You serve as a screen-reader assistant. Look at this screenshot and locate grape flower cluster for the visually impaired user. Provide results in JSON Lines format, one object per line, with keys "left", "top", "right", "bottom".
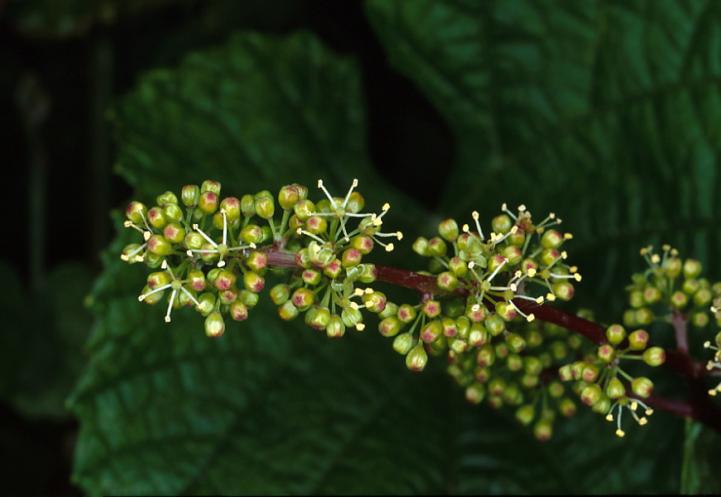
{"left": 119, "top": 180, "right": 717, "bottom": 440}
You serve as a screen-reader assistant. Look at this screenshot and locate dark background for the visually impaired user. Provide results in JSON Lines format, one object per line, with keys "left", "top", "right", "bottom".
{"left": 1, "top": 1, "right": 451, "bottom": 494}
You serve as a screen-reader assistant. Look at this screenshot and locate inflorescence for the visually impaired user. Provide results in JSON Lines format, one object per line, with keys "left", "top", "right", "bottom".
{"left": 120, "top": 180, "right": 719, "bottom": 440}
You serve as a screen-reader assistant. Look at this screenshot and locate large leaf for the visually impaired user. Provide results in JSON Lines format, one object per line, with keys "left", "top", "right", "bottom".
{"left": 366, "top": 0, "right": 721, "bottom": 314}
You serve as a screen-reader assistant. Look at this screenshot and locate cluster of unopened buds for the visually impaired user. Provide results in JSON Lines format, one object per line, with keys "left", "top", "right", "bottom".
{"left": 121, "top": 179, "right": 401, "bottom": 338}
{"left": 120, "top": 180, "right": 718, "bottom": 441}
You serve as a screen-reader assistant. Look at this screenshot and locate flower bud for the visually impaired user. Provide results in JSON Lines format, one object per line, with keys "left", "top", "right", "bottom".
{"left": 230, "top": 300, "right": 249, "bottom": 321}
{"left": 540, "top": 229, "right": 563, "bottom": 249}
{"left": 125, "top": 201, "right": 147, "bottom": 224}
{"left": 254, "top": 191, "right": 275, "bottom": 219}
{"left": 240, "top": 290, "right": 259, "bottom": 308}
{"left": 220, "top": 197, "right": 241, "bottom": 221}
{"left": 438, "top": 218, "right": 459, "bottom": 241}
{"left": 393, "top": 332, "right": 414, "bottom": 355}
{"left": 181, "top": 185, "right": 200, "bottom": 207}
{"left": 683, "top": 259, "right": 702, "bottom": 279}
{"left": 240, "top": 194, "right": 256, "bottom": 217}
{"left": 582, "top": 364, "right": 600, "bottom": 382}
{"left": 606, "top": 377, "right": 625, "bottom": 399}
{"left": 420, "top": 319, "right": 443, "bottom": 343}
{"left": 201, "top": 180, "right": 221, "bottom": 195}
{"left": 631, "top": 377, "right": 654, "bottom": 398}
{"left": 196, "top": 293, "right": 216, "bottom": 316}
{"left": 533, "top": 419, "right": 553, "bottom": 442}
{"left": 214, "top": 269, "right": 237, "bottom": 291}
{"left": 581, "top": 383, "right": 602, "bottom": 406}
{"left": 495, "top": 302, "right": 518, "bottom": 321}
{"left": 301, "top": 269, "right": 322, "bottom": 286}
{"left": 363, "top": 291, "right": 387, "bottom": 313}
{"left": 597, "top": 344, "right": 615, "bottom": 362}
{"left": 184, "top": 231, "right": 204, "bottom": 250}
{"left": 643, "top": 346, "right": 666, "bottom": 366}
{"left": 506, "top": 333, "right": 526, "bottom": 353}
{"left": 246, "top": 251, "right": 268, "bottom": 272}
{"left": 278, "top": 300, "right": 299, "bottom": 320}
{"left": 326, "top": 315, "right": 346, "bottom": 338}
{"left": 634, "top": 307, "right": 654, "bottom": 325}
{"left": 412, "top": 237, "right": 429, "bottom": 256}
{"left": 278, "top": 184, "right": 306, "bottom": 210}
{"left": 465, "top": 383, "right": 485, "bottom": 404}
{"left": 484, "top": 314, "right": 505, "bottom": 336}
{"left": 628, "top": 329, "right": 649, "bottom": 350}
{"left": 552, "top": 281, "right": 574, "bottom": 301}
{"left": 293, "top": 199, "right": 315, "bottom": 221}
{"left": 397, "top": 304, "right": 417, "bottom": 323}
{"left": 491, "top": 214, "right": 513, "bottom": 234}
{"left": 476, "top": 345, "right": 495, "bottom": 367}
{"left": 305, "top": 305, "right": 331, "bottom": 330}
{"left": 379, "top": 302, "right": 399, "bottom": 320}
{"left": 605, "top": 324, "right": 626, "bottom": 345}
{"left": 243, "top": 272, "right": 265, "bottom": 293}
{"left": 139, "top": 284, "right": 164, "bottom": 304}
{"left": 516, "top": 405, "right": 535, "bottom": 425}
{"left": 341, "top": 306, "right": 363, "bottom": 329}
{"left": 436, "top": 271, "right": 458, "bottom": 291}
{"left": 379, "top": 316, "right": 403, "bottom": 337}
{"left": 240, "top": 224, "right": 264, "bottom": 244}
{"left": 421, "top": 299, "right": 441, "bottom": 318}
{"left": 162, "top": 222, "right": 185, "bottom": 244}
{"left": 147, "top": 235, "right": 173, "bottom": 256}
{"left": 341, "top": 248, "right": 363, "bottom": 267}
{"left": 558, "top": 364, "right": 574, "bottom": 382}
{"left": 427, "top": 237, "right": 447, "bottom": 257}
{"left": 204, "top": 311, "right": 225, "bottom": 338}
{"left": 147, "top": 206, "right": 167, "bottom": 229}
{"left": 198, "top": 191, "right": 219, "bottom": 214}
{"left": 323, "top": 259, "right": 342, "bottom": 279}
{"left": 406, "top": 343, "right": 428, "bottom": 372}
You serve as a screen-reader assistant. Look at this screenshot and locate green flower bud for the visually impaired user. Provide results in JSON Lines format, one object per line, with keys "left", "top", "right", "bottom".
{"left": 245, "top": 251, "right": 267, "bottom": 272}
{"left": 491, "top": 214, "right": 513, "bottom": 234}
{"left": 350, "top": 235, "right": 374, "bottom": 255}
{"left": 582, "top": 364, "right": 600, "bottom": 383}
{"left": 205, "top": 311, "right": 225, "bottom": 338}
{"left": 363, "top": 291, "right": 387, "bottom": 313}
{"left": 663, "top": 257, "right": 682, "bottom": 278}
{"left": 293, "top": 199, "right": 315, "bottom": 221}
{"left": 301, "top": 269, "right": 322, "bottom": 286}
{"left": 552, "top": 281, "right": 574, "bottom": 301}
{"left": 421, "top": 299, "right": 441, "bottom": 318}
{"left": 581, "top": 383, "right": 602, "bottom": 406}
{"left": 591, "top": 394, "right": 611, "bottom": 415}
{"left": 219, "top": 289, "right": 238, "bottom": 305}
{"left": 507, "top": 354, "right": 523, "bottom": 372}
{"left": 634, "top": 307, "right": 654, "bottom": 325}
{"left": 243, "top": 272, "right": 265, "bottom": 293}
{"left": 341, "top": 306, "right": 363, "bottom": 329}
{"left": 254, "top": 192, "right": 275, "bottom": 219}
{"left": 683, "top": 259, "right": 702, "bottom": 279}
{"left": 597, "top": 344, "right": 615, "bottom": 362}
{"left": 278, "top": 183, "right": 307, "bottom": 210}
{"left": 380, "top": 302, "right": 399, "bottom": 320}
{"left": 147, "top": 234, "right": 173, "bottom": 256}
{"left": 219, "top": 197, "right": 241, "bottom": 221}
{"left": 495, "top": 301, "right": 518, "bottom": 321}
{"left": 690, "top": 311, "right": 709, "bottom": 328}
{"left": 406, "top": 343, "right": 428, "bottom": 372}
{"left": 420, "top": 319, "right": 443, "bottom": 343}
{"left": 341, "top": 248, "right": 363, "bottom": 267}
{"left": 412, "top": 237, "right": 429, "bottom": 256}
{"left": 540, "top": 229, "right": 563, "bottom": 249}
{"left": 606, "top": 324, "right": 626, "bottom": 345}
{"left": 606, "top": 377, "right": 625, "bottom": 399}
{"left": 156, "top": 190, "right": 178, "bottom": 206}
{"left": 441, "top": 317, "right": 458, "bottom": 337}
{"left": 393, "top": 332, "right": 414, "bottom": 355}
{"left": 125, "top": 201, "right": 147, "bottom": 224}
{"left": 230, "top": 300, "right": 249, "bottom": 321}
{"left": 397, "top": 304, "right": 417, "bottom": 323}
{"left": 240, "top": 194, "right": 255, "bottom": 217}
{"left": 628, "top": 329, "right": 649, "bottom": 350}
{"left": 502, "top": 245, "right": 523, "bottom": 265}
{"left": 484, "top": 314, "right": 505, "bottom": 336}
{"left": 448, "top": 256, "right": 468, "bottom": 277}
{"left": 465, "top": 383, "right": 485, "bottom": 404}
{"left": 533, "top": 420, "right": 553, "bottom": 442}
{"left": 147, "top": 206, "right": 167, "bottom": 229}
{"left": 201, "top": 180, "right": 221, "bottom": 195}
{"left": 683, "top": 279, "right": 701, "bottom": 295}
{"left": 476, "top": 345, "right": 495, "bottom": 367}
{"left": 438, "top": 218, "right": 459, "bottom": 241}
{"left": 196, "top": 293, "right": 216, "bottom": 316}
{"left": 694, "top": 288, "right": 713, "bottom": 307}
{"left": 291, "top": 288, "right": 314, "bottom": 310}
{"left": 139, "top": 284, "right": 164, "bottom": 304}
{"left": 323, "top": 259, "right": 343, "bottom": 279}
{"left": 162, "top": 223, "right": 185, "bottom": 244}
{"left": 184, "top": 231, "right": 204, "bottom": 250}
{"left": 631, "top": 377, "right": 654, "bottom": 398}
{"left": 214, "top": 269, "right": 237, "bottom": 291}
{"left": 643, "top": 286, "right": 662, "bottom": 304}
{"left": 240, "top": 290, "right": 259, "bottom": 308}
{"left": 506, "top": 333, "right": 526, "bottom": 353}
{"left": 198, "top": 191, "right": 219, "bottom": 214}
{"left": 313, "top": 313, "right": 341, "bottom": 339}
{"left": 427, "top": 237, "right": 447, "bottom": 257}
{"left": 623, "top": 309, "right": 638, "bottom": 327}
{"left": 379, "top": 316, "right": 403, "bottom": 337}
{"left": 559, "top": 398, "right": 576, "bottom": 417}
{"left": 305, "top": 215, "right": 327, "bottom": 235}
{"left": 436, "top": 271, "right": 458, "bottom": 291}
{"left": 516, "top": 405, "right": 535, "bottom": 425}
{"left": 670, "top": 290, "right": 689, "bottom": 309}
{"left": 305, "top": 305, "right": 331, "bottom": 330}
{"left": 278, "top": 300, "right": 299, "bottom": 320}
{"left": 181, "top": 185, "right": 200, "bottom": 207}
{"left": 643, "top": 346, "right": 666, "bottom": 367}
{"left": 240, "top": 224, "right": 264, "bottom": 244}
{"left": 558, "top": 364, "right": 574, "bottom": 382}
{"left": 345, "top": 192, "right": 365, "bottom": 213}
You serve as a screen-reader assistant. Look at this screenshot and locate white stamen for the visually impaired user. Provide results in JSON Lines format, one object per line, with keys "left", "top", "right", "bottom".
{"left": 164, "top": 288, "right": 177, "bottom": 322}
{"left": 471, "top": 211, "right": 485, "bottom": 240}
{"left": 138, "top": 283, "right": 172, "bottom": 301}
{"left": 193, "top": 224, "right": 218, "bottom": 247}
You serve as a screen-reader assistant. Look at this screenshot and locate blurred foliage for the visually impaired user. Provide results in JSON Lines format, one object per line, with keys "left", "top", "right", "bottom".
{"left": 58, "top": 0, "right": 721, "bottom": 494}
{"left": 6, "top": 0, "right": 179, "bottom": 38}
{"left": 0, "top": 261, "right": 93, "bottom": 418}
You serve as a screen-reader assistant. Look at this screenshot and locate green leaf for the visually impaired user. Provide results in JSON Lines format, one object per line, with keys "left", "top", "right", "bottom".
{"left": 366, "top": 0, "right": 721, "bottom": 313}
{"left": 0, "top": 261, "right": 93, "bottom": 418}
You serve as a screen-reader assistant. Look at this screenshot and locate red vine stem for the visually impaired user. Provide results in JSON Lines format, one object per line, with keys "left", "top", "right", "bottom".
{"left": 266, "top": 248, "right": 721, "bottom": 432}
